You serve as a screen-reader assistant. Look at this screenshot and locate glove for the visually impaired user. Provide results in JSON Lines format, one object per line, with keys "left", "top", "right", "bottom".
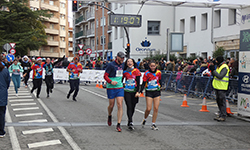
{"left": 209, "top": 65, "right": 215, "bottom": 72}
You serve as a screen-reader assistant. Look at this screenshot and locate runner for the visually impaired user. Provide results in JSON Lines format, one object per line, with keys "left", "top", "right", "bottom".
{"left": 30, "top": 57, "right": 45, "bottom": 98}
{"left": 21, "top": 55, "right": 31, "bottom": 88}
{"left": 140, "top": 60, "right": 162, "bottom": 130}
{"left": 123, "top": 58, "right": 141, "bottom": 130}
{"left": 66, "top": 57, "right": 82, "bottom": 101}
{"left": 43, "top": 57, "right": 64, "bottom": 98}
{"left": 104, "top": 52, "right": 125, "bottom": 132}
{"left": 8, "top": 59, "right": 24, "bottom": 97}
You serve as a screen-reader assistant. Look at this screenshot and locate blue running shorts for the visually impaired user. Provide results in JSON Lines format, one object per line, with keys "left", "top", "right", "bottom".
{"left": 107, "top": 88, "right": 124, "bottom": 99}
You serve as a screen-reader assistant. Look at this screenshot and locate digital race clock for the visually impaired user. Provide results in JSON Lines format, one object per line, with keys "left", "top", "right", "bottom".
{"left": 109, "top": 14, "right": 142, "bottom": 27}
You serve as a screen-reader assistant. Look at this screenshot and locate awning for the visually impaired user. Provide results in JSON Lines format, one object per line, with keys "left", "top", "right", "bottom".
{"left": 81, "top": 0, "right": 250, "bottom": 9}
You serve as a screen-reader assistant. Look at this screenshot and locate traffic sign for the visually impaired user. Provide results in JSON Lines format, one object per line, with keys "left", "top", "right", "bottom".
{"left": 9, "top": 49, "right": 16, "bottom": 55}
{"left": 3, "top": 43, "right": 11, "bottom": 52}
{"left": 78, "top": 44, "right": 84, "bottom": 50}
{"left": 85, "top": 48, "right": 92, "bottom": 55}
{"left": 78, "top": 49, "right": 84, "bottom": 56}
{"left": 9, "top": 43, "right": 16, "bottom": 49}
{"left": 6, "top": 54, "right": 15, "bottom": 62}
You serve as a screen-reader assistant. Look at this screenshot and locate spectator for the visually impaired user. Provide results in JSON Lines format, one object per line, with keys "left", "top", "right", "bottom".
{"left": 0, "top": 55, "right": 11, "bottom": 138}
{"left": 175, "top": 59, "right": 181, "bottom": 71}
{"left": 3, "top": 58, "right": 10, "bottom": 68}
{"left": 85, "top": 60, "right": 92, "bottom": 69}
{"left": 95, "top": 61, "right": 102, "bottom": 70}
{"left": 195, "top": 62, "right": 208, "bottom": 75}
{"left": 138, "top": 62, "right": 145, "bottom": 70}
{"left": 137, "top": 58, "right": 141, "bottom": 68}
{"left": 230, "top": 61, "right": 238, "bottom": 79}
{"left": 144, "top": 60, "right": 150, "bottom": 70}
{"left": 102, "top": 60, "right": 108, "bottom": 70}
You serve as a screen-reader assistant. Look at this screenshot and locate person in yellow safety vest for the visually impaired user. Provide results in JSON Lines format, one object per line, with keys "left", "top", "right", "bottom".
{"left": 209, "top": 56, "right": 229, "bottom": 122}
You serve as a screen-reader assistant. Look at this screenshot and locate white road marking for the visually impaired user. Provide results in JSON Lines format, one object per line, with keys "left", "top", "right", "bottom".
{"left": 9, "top": 95, "right": 32, "bottom": 99}
{"left": 15, "top": 113, "right": 43, "bottom": 117}
{"left": 13, "top": 107, "right": 39, "bottom": 111}
{"left": 9, "top": 99, "right": 34, "bottom": 102}
{"left": 80, "top": 87, "right": 153, "bottom": 117}
{"left": 11, "top": 103, "right": 36, "bottom": 106}
{"left": 5, "top": 107, "right": 21, "bottom": 150}
{"left": 19, "top": 119, "right": 48, "bottom": 123}
{"left": 27, "top": 140, "right": 62, "bottom": 149}
{"left": 9, "top": 93, "right": 31, "bottom": 96}
{"left": 22, "top": 128, "right": 54, "bottom": 135}
{"left": 9, "top": 91, "right": 29, "bottom": 93}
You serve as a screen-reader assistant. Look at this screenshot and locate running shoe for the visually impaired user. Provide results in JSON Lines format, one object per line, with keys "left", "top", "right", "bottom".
{"left": 116, "top": 124, "right": 122, "bottom": 132}
{"left": 37, "top": 95, "right": 40, "bottom": 98}
{"left": 151, "top": 124, "right": 159, "bottom": 130}
{"left": 47, "top": 94, "right": 49, "bottom": 98}
{"left": 72, "top": 98, "right": 77, "bottom": 101}
{"left": 217, "top": 117, "right": 226, "bottom": 122}
{"left": 67, "top": 93, "right": 70, "bottom": 99}
{"left": 141, "top": 119, "right": 146, "bottom": 127}
{"left": 128, "top": 123, "right": 135, "bottom": 130}
{"left": 0, "top": 134, "right": 6, "bottom": 138}
{"left": 214, "top": 117, "right": 220, "bottom": 121}
{"left": 107, "top": 115, "right": 112, "bottom": 126}
{"left": 50, "top": 89, "right": 53, "bottom": 93}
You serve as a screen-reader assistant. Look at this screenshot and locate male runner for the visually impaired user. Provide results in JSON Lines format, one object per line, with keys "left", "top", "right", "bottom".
{"left": 66, "top": 57, "right": 82, "bottom": 101}
{"left": 104, "top": 52, "right": 125, "bottom": 132}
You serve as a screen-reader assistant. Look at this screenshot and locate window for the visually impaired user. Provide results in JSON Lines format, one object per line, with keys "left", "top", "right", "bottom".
{"left": 190, "top": 16, "right": 196, "bottom": 32}
{"left": 61, "top": 48, "right": 65, "bottom": 52}
{"left": 214, "top": 9, "right": 221, "bottom": 28}
{"left": 96, "top": 19, "right": 98, "bottom": 28}
{"left": 229, "top": 9, "right": 236, "bottom": 25}
{"left": 101, "top": 17, "right": 106, "bottom": 26}
{"left": 120, "top": 27, "right": 123, "bottom": 38}
{"left": 91, "top": 39, "right": 95, "bottom": 47}
{"left": 180, "top": 19, "right": 185, "bottom": 33}
{"left": 201, "top": 13, "right": 208, "bottom": 30}
{"left": 49, "top": 35, "right": 54, "bottom": 41}
{"left": 61, "top": 37, "right": 65, "bottom": 42}
{"left": 60, "top": 14, "right": 65, "bottom": 19}
{"left": 49, "top": 0, "right": 54, "bottom": 5}
{"left": 115, "top": 3, "right": 118, "bottom": 9}
{"left": 101, "top": 36, "right": 106, "bottom": 45}
{"left": 60, "top": 25, "right": 65, "bottom": 31}
{"left": 41, "top": 0, "right": 44, "bottom": 3}
{"left": 148, "top": 21, "right": 160, "bottom": 35}
{"left": 50, "top": 24, "right": 54, "bottom": 29}
{"left": 96, "top": 37, "right": 99, "bottom": 45}
{"left": 50, "top": 47, "right": 54, "bottom": 52}
{"left": 115, "top": 27, "right": 118, "bottom": 40}
{"left": 60, "top": 3, "right": 65, "bottom": 8}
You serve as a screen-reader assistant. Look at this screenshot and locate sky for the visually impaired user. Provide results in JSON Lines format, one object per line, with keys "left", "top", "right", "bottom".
{"left": 68, "top": 0, "right": 73, "bottom": 27}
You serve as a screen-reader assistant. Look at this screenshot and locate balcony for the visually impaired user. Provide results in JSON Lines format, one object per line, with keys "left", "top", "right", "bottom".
{"left": 68, "top": 47, "right": 73, "bottom": 51}
{"left": 47, "top": 40, "right": 59, "bottom": 46}
{"left": 108, "top": 42, "right": 112, "bottom": 49}
{"left": 60, "top": 19, "right": 66, "bottom": 26}
{"left": 60, "top": 30, "right": 66, "bottom": 37}
{"left": 41, "top": 3, "right": 59, "bottom": 12}
{"left": 45, "top": 28, "right": 59, "bottom": 35}
{"left": 42, "top": 17, "right": 59, "bottom": 23}
{"left": 60, "top": 41, "right": 66, "bottom": 48}
{"left": 107, "top": 26, "right": 112, "bottom": 33}
{"left": 30, "top": 1, "right": 39, "bottom": 8}
{"left": 69, "top": 37, "right": 73, "bottom": 42}
{"left": 87, "top": 29, "right": 95, "bottom": 37}
{"left": 75, "top": 31, "right": 87, "bottom": 39}
{"left": 60, "top": 7, "right": 66, "bottom": 14}
{"left": 78, "top": 3, "right": 88, "bottom": 10}
{"left": 75, "top": 15, "right": 86, "bottom": 25}
{"left": 86, "top": 12, "right": 95, "bottom": 21}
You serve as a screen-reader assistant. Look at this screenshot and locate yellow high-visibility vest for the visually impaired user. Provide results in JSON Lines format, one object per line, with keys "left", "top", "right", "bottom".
{"left": 212, "top": 64, "right": 229, "bottom": 90}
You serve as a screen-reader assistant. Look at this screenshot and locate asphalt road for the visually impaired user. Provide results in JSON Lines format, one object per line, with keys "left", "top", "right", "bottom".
{"left": 2, "top": 81, "right": 250, "bottom": 150}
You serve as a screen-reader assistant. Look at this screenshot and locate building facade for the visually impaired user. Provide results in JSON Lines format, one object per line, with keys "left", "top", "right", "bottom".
{"left": 29, "top": 0, "right": 69, "bottom": 58}
{"left": 68, "top": 27, "right": 73, "bottom": 58}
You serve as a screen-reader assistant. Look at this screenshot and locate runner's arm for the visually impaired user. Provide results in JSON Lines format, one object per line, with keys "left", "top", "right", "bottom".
{"left": 136, "top": 76, "right": 140, "bottom": 92}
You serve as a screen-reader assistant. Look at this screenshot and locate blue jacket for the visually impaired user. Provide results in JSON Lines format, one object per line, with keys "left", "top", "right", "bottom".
{"left": 0, "top": 68, "right": 11, "bottom": 106}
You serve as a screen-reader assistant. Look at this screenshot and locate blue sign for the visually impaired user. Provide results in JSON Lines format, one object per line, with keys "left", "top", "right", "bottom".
{"left": 6, "top": 54, "right": 15, "bottom": 62}
{"left": 238, "top": 72, "right": 250, "bottom": 94}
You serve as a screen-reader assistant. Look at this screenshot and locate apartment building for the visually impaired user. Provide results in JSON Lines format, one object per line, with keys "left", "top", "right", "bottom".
{"left": 68, "top": 27, "right": 73, "bottom": 58}
{"left": 29, "top": 0, "right": 69, "bottom": 58}
{"left": 74, "top": 2, "right": 112, "bottom": 60}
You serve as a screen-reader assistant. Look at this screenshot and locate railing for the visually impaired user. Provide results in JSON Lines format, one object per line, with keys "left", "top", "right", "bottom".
{"left": 160, "top": 71, "right": 238, "bottom": 103}
{"left": 86, "top": 12, "right": 95, "bottom": 20}
{"left": 75, "top": 31, "right": 86, "bottom": 38}
{"left": 75, "top": 15, "right": 86, "bottom": 24}
{"left": 87, "top": 29, "right": 95, "bottom": 36}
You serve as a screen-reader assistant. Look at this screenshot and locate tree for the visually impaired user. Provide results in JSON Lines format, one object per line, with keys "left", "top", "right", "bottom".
{"left": 212, "top": 46, "right": 225, "bottom": 59}
{"left": 0, "top": 0, "right": 51, "bottom": 56}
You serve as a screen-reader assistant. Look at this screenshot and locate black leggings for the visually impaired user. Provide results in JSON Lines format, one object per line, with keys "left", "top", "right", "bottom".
{"left": 31, "top": 78, "right": 42, "bottom": 96}
{"left": 24, "top": 72, "right": 30, "bottom": 86}
{"left": 68, "top": 79, "right": 80, "bottom": 98}
{"left": 45, "top": 75, "right": 54, "bottom": 94}
{"left": 124, "top": 91, "right": 139, "bottom": 124}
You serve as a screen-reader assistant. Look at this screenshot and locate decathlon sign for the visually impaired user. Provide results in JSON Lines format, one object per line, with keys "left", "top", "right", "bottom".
{"left": 136, "top": 38, "right": 156, "bottom": 52}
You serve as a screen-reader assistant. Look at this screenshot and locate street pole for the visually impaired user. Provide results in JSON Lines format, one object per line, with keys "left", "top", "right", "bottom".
{"left": 211, "top": 6, "right": 215, "bottom": 52}
{"left": 102, "top": 2, "right": 105, "bottom": 61}
{"left": 73, "top": 12, "right": 76, "bottom": 57}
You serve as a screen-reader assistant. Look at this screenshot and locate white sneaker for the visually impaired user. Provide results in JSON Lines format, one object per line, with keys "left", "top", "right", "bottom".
{"left": 151, "top": 124, "right": 159, "bottom": 130}
{"left": 16, "top": 94, "right": 18, "bottom": 97}
{"left": 0, "top": 134, "right": 6, "bottom": 138}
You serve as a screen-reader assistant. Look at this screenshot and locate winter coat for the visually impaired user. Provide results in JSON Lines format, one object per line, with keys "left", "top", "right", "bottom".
{"left": 196, "top": 64, "right": 208, "bottom": 75}
{"left": 0, "top": 68, "right": 11, "bottom": 106}
{"left": 9, "top": 64, "right": 24, "bottom": 76}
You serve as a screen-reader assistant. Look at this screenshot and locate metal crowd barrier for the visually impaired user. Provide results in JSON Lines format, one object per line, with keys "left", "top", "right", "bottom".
{"left": 162, "top": 71, "right": 238, "bottom": 103}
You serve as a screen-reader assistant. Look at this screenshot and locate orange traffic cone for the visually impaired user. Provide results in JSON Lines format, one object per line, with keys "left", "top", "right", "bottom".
{"left": 139, "top": 92, "right": 145, "bottom": 97}
{"left": 181, "top": 94, "right": 189, "bottom": 107}
{"left": 99, "top": 81, "right": 103, "bottom": 89}
{"left": 226, "top": 100, "right": 234, "bottom": 115}
{"left": 200, "top": 97, "right": 209, "bottom": 112}
{"left": 95, "top": 80, "right": 99, "bottom": 88}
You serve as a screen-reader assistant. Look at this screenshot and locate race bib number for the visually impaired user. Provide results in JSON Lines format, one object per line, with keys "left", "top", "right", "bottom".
{"left": 116, "top": 70, "right": 123, "bottom": 77}
{"left": 73, "top": 73, "right": 78, "bottom": 79}
{"left": 37, "top": 68, "right": 42, "bottom": 72}
{"left": 148, "top": 79, "right": 157, "bottom": 87}
{"left": 47, "top": 72, "right": 52, "bottom": 76}
{"left": 126, "top": 79, "right": 135, "bottom": 86}
{"left": 24, "top": 67, "right": 28, "bottom": 70}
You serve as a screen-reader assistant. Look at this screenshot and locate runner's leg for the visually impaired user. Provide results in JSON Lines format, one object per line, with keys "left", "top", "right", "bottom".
{"left": 145, "top": 97, "right": 153, "bottom": 119}
{"left": 116, "top": 96, "right": 123, "bottom": 124}
{"left": 73, "top": 79, "right": 79, "bottom": 99}
{"left": 152, "top": 96, "right": 160, "bottom": 123}
{"left": 108, "top": 98, "right": 115, "bottom": 116}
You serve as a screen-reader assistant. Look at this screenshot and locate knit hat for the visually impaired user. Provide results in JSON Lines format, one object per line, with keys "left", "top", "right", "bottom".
{"left": 36, "top": 57, "right": 42, "bottom": 61}
{"left": 216, "top": 56, "right": 224, "bottom": 65}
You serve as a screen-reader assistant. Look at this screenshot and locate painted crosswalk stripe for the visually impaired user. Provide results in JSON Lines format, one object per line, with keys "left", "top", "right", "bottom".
{"left": 9, "top": 91, "right": 29, "bottom": 93}
{"left": 22, "top": 128, "right": 54, "bottom": 135}
{"left": 9, "top": 96, "right": 32, "bottom": 99}
{"left": 9, "top": 93, "right": 31, "bottom": 96}
{"left": 11, "top": 103, "right": 36, "bottom": 106}
{"left": 15, "top": 113, "right": 43, "bottom": 117}
{"left": 19, "top": 119, "right": 48, "bottom": 123}
{"left": 13, "top": 107, "right": 39, "bottom": 111}
{"left": 9, "top": 99, "right": 34, "bottom": 103}
{"left": 27, "top": 140, "right": 62, "bottom": 148}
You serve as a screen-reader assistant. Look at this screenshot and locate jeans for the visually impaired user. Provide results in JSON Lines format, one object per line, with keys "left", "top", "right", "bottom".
{"left": 68, "top": 79, "right": 80, "bottom": 99}
{"left": 12, "top": 74, "right": 21, "bottom": 94}
{"left": 124, "top": 91, "right": 138, "bottom": 123}
{"left": 0, "top": 106, "right": 6, "bottom": 135}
